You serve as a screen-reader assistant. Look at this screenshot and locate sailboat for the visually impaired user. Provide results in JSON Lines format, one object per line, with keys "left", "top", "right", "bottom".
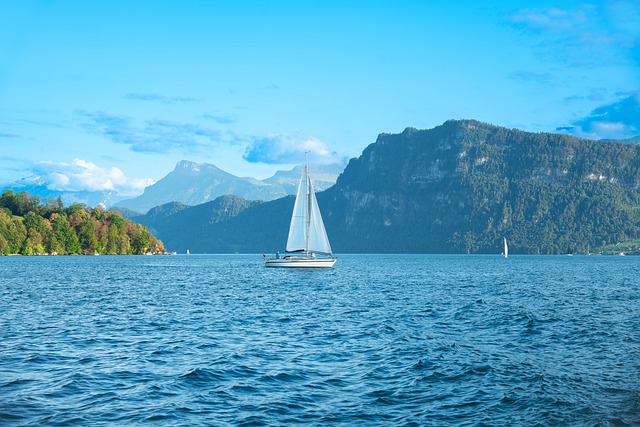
{"left": 265, "top": 153, "right": 336, "bottom": 268}
{"left": 503, "top": 237, "right": 509, "bottom": 258}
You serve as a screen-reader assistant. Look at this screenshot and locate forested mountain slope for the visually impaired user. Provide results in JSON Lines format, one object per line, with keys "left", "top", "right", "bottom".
{"left": 321, "top": 120, "right": 640, "bottom": 253}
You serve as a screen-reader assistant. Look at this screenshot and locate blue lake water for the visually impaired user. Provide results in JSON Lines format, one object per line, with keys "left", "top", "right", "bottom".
{"left": 1, "top": 254, "right": 639, "bottom": 426}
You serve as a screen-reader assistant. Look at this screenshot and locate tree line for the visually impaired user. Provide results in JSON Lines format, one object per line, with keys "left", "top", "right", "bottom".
{"left": 0, "top": 190, "right": 165, "bottom": 255}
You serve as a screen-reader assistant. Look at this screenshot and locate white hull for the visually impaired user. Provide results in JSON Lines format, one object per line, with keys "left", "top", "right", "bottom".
{"left": 265, "top": 257, "right": 336, "bottom": 268}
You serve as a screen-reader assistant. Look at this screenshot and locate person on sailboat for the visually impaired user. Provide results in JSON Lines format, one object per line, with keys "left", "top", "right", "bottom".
{"left": 276, "top": 251, "right": 280, "bottom": 259}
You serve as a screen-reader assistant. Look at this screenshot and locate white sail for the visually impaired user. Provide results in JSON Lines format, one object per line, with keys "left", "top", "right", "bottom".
{"left": 285, "top": 158, "right": 333, "bottom": 255}
{"left": 503, "top": 238, "right": 508, "bottom": 258}
{"left": 307, "top": 178, "right": 333, "bottom": 255}
{"left": 285, "top": 172, "right": 308, "bottom": 253}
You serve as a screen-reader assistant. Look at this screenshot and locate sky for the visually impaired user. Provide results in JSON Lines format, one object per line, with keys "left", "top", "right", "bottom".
{"left": 1, "top": 0, "right": 639, "bottom": 196}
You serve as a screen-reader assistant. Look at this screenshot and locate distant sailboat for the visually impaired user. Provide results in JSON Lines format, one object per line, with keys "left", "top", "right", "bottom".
{"left": 265, "top": 153, "right": 336, "bottom": 268}
{"left": 503, "top": 237, "right": 509, "bottom": 258}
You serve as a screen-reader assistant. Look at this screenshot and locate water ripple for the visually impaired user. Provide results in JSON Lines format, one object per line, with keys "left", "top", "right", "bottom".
{"left": 0, "top": 254, "right": 639, "bottom": 426}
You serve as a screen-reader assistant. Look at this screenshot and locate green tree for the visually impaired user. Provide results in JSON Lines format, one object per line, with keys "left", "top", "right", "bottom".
{"left": 0, "top": 213, "right": 27, "bottom": 254}
{"left": 105, "top": 223, "right": 120, "bottom": 254}
{"left": 23, "top": 228, "right": 44, "bottom": 255}
{"left": 50, "top": 213, "right": 81, "bottom": 254}
{"left": 0, "top": 190, "right": 21, "bottom": 215}
{"left": 77, "top": 219, "right": 100, "bottom": 254}
{"left": 0, "top": 233, "right": 8, "bottom": 255}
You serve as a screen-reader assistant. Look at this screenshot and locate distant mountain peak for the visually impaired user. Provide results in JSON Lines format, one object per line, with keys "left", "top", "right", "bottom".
{"left": 402, "top": 127, "right": 419, "bottom": 135}
{"left": 176, "top": 160, "right": 201, "bottom": 170}
{"left": 116, "top": 160, "right": 344, "bottom": 213}
{"left": 175, "top": 160, "right": 225, "bottom": 175}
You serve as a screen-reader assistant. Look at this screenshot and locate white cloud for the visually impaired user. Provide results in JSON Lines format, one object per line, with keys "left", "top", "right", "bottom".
{"left": 243, "top": 134, "right": 344, "bottom": 165}
{"left": 124, "top": 93, "right": 202, "bottom": 103}
{"left": 33, "top": 159, "right": 155, "bottom": 196}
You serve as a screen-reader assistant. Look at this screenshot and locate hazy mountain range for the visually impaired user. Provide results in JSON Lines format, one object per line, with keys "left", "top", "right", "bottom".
{"left": 0, "top": 177, "right": 125, "bottom": 209}
{"left": 113, "top": 161, "right": 343, "bottom": 214}
{"left": 1, "top": 161, "right": 345, "bottom": 213}
{"left": 128, "top": 120, "right": 640, "bottom": 254}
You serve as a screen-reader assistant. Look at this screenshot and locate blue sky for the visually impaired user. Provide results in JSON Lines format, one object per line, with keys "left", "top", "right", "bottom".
{"left": 1, "top": 1, "right": 638, "bottom": 196}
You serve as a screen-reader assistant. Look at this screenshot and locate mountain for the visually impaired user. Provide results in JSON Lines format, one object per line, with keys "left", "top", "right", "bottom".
{"left": 262, "top": 163, "right": 345, "bottom": 194}
{"left": 131, "top": 196, "right": 264, "bottom": 253}
{"left": 1, "top": 161, "right": 343, "bottom": 213}
{"left": 322, "top": 120, "right": 640, "bottom": 253}
{"left": 108, "top": 206, "right": 143, "bottom": 220}
{"left": 114, "top": 160, "right": 343, "bottom": 213}
{"left": 129, "top": 120, "right": 640, "bottom": 254}
{"left": 614, "top": 135, "right": 640, "bottom": 144}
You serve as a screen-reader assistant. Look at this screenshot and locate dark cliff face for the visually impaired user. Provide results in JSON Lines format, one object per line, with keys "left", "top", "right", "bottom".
{"left": 334, "top": 119, "right": 640, "bottom": 195}
{"left": 321, "top": 121, "right": 474, "bottom": 252}
{"left": 320, "top": 120, "right": 640, "bottom": 253}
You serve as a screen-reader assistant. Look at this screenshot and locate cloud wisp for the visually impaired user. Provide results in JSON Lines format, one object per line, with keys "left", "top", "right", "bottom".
{"left": 508, "top": 3, "right": 640, "bottom": 66}
{"left": 559, "top": 92, "right": 640, "bottom": 140}
{"left": 78, "top": 111, "right": 344, "bottom": 166}
{"left": 124, "top": 93, "right": 202, "bottom": 104}
{"left": 509, "top": 70, "right": 552, "bottom": 84}
{"left": 31, "top": 159, "right": 155, "bottom": 196}
{"left": 510, "top": 7, "right": 589, "bottom": 33}
{"left": 202, "top": 113, "right": 236, "bottom": 125}
{"left": 243, "top": 134, "right": 344, "bottom": 165}
{"left": 78, "top": 111, "right": 224, "bottom": 153}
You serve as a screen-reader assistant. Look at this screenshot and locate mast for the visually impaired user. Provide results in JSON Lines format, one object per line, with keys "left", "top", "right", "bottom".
{"left": 304, "top": 151, "right": 310, "bottom": 255}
